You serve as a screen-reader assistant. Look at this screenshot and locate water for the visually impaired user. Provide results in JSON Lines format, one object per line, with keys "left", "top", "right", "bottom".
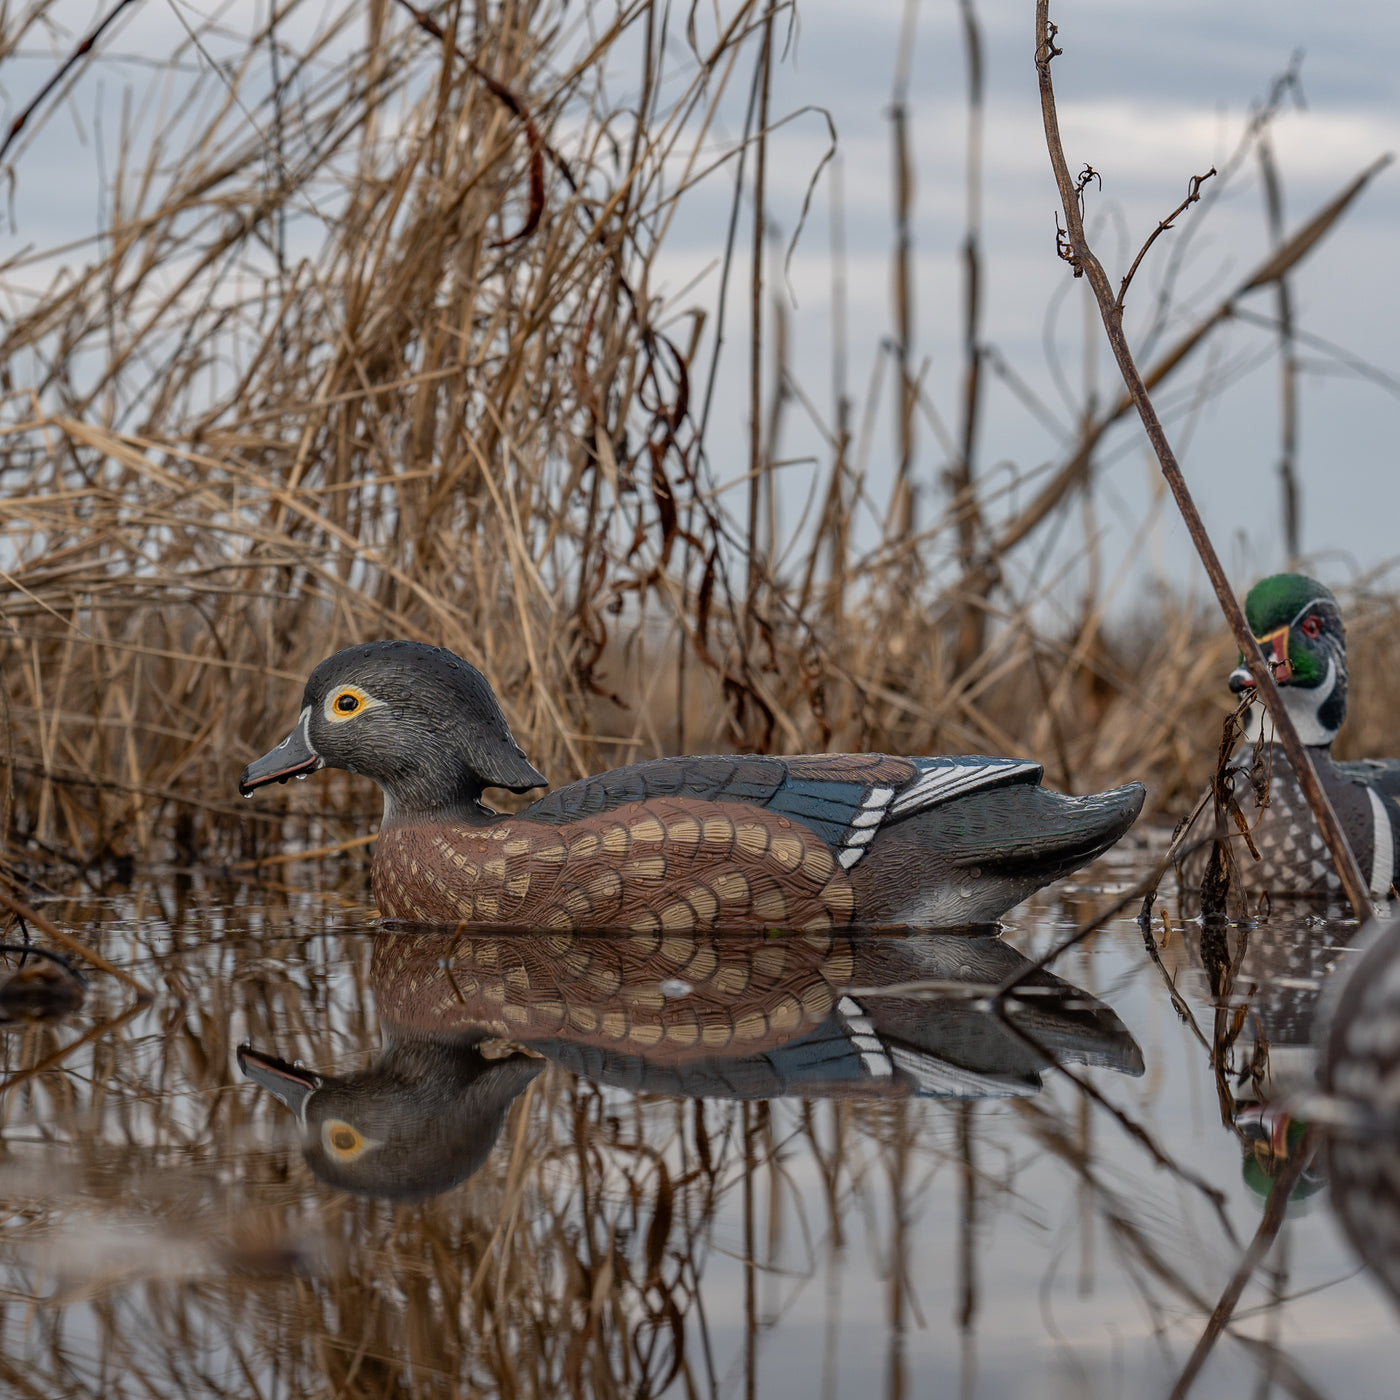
{"left": 0, "top": 844, "right": 1396, "bottom": 1399}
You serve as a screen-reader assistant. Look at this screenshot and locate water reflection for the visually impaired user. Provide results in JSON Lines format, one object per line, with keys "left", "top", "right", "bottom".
{"left": 2, "top": 878, "right": 1400, "bottom": 1396}
{"left": 1179, "top": 915, "right": 1357, "bottom": 1205}
{"left": 240, "top": 928, "right": 1144, "bottom": 1199}
{"left": 0, "top": 944, "right": 85, "bottom": 1026}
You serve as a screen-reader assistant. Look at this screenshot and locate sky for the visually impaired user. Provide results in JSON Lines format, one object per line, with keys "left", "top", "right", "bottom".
{"left": 644, "top": 0, "right": 1400, "bottom": 616}
{"left": 2, "top": 0, "right": 1397, "bottom": 619}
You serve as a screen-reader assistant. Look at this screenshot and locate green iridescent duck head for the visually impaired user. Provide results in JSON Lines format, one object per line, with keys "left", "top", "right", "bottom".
{"left": 1228, "top": 574, "right": 1347, "bottom": 748}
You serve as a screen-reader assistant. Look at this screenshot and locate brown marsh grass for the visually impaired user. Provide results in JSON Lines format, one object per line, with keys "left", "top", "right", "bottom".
{"left": 0, "top": 1, "right": 1393, "bottom": 877}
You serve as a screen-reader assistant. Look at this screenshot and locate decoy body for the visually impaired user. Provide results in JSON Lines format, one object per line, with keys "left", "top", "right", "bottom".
{"left": 1212, "top": 574, "right": 1400, "bottom": 901}
{"left": 239, "top": 641, "right": 1145, "bottom": 929}
{"left": 239, "top": 927, "right": 1144, "bottom": 1198}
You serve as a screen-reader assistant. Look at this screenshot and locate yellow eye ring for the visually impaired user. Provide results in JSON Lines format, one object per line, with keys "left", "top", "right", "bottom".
{"left": 321, "top": 1119, "right": 368, "bottom": 1161}
{"left": 324, "top": 685, "right": 374, "bottom": 723}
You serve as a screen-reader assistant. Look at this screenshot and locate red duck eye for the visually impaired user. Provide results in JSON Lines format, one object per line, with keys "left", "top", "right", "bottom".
{"left": 1300, "top": 615, "right": 1321, "bottom": 638}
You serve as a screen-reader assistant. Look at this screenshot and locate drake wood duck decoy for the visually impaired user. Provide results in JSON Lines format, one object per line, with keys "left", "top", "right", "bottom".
{"left": 239, "top": 927, "right": 1144, "bottom": 1198}
{"left": 1183, "top": 574, "right": 1400, "bottom": 904}
{"left": 239, "top": 641, "right": 1145, "bottom": 929}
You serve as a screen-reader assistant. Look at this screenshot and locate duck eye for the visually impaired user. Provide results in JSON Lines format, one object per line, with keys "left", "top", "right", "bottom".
{"left": 322, "top": 1119, "right": 367, "bottom": 1161}
{"left": 325, "top": 686, "right": 372, "bottom": 722}
{"left": 1300, "top": 615, "right": 1321, "bottom": 639}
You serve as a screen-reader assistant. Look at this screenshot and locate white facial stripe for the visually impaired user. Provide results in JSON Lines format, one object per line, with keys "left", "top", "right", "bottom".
{"left": 1287, "top": 597, "right": 1333, "bottom": 629}
{"left": 279, "top": 706, "right": 313, "bottom": 753}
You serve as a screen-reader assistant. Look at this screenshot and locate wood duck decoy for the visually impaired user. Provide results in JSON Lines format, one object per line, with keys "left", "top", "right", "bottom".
{"left": 1185, "top": 574, "right": 1400, "bottom": 904}
{"left": 239, "top": 927, "right": 1144, "bottom": 1198}
{"left": 239, "top": 641, "right": 1145, "bottom": 929}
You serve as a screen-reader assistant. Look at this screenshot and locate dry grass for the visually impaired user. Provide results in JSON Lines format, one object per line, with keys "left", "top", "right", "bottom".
{"left": 0, "top": 0, "right": 1392, "bottom": 878}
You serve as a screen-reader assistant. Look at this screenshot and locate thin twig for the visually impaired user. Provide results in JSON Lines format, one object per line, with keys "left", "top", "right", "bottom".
{"left": 1115, "top": 169, "right": 1216, "bottom": 311}
{"left": 0, "top": 0, "right": 143, "bottom": 168}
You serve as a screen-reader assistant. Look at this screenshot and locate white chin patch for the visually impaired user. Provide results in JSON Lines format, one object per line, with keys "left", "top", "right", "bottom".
{"left": 1249, "top": 658, "right": 1339, "bottom": 748}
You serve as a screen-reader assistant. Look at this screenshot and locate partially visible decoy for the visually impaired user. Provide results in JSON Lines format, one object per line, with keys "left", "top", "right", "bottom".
{"left": 1320, "top": 921, "right": 1400, "bottom": 1308}
{"left": 239, "top": 927, "right": 1144, "bottom": 1199}
{"left": 239, "top": 641, "right": 1145, "bottom": 929}
{"left": 1188, "top": 574, "right": 1400, "bottom": 902}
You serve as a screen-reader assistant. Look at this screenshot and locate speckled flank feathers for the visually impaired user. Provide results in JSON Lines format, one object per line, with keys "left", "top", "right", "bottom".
{"left": 375, "top": 798, "right": 855, "bottom": 930}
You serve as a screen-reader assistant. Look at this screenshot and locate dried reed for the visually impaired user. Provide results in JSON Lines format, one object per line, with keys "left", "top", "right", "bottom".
{"left": 0, "top": 0, "right": 1390, "bottom": 885}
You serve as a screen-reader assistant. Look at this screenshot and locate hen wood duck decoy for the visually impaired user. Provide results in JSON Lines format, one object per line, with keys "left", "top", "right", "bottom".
{"left": 239, "top": 641, "right": 1145, "bottom": 929}
{"left": 1198, "top": 574, "right": 1400, "bottom": 903}
{"left": 238, "top": 927, "right": 1144, "bottom": 1198}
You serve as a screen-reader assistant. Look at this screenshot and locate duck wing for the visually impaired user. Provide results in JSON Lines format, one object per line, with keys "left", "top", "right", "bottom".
{"left": 1335, "top": 757, "right": 1400, "bottom": 802}
{"left": 525, "top": 753, "right": 1043, "bottom": 870}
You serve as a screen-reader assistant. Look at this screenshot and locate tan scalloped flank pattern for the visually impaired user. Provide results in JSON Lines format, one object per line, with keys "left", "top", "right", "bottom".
{"left": 373, "top": 798, "right": 857, "bottom": 932}
{"left": 370, "top": 930, "right": 859, "bottom": 1062}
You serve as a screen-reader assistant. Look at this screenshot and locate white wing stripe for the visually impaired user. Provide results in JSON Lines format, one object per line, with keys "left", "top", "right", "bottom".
{"left": 887, "top": 759, "right": 1040, "bottom": 819}
{"left": 1367, "top": 787, "right": 1395, "bottom": 900}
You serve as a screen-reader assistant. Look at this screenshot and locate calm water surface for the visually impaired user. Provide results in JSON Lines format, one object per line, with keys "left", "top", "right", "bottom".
{"left": 1, "top": 839, "right": 1396, "bottom": 1399}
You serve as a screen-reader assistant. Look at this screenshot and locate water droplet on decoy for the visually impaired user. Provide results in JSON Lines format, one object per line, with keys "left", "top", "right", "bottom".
{"left": 659, "top": 978, "right": 693, "bottom": 998}
{"left": 968, "top": 865, "right": 982, "bottom": 879}
{"left": 295, "top": 773, "right": 308, "bottom": 781}
{"left": 959, "top": 885, "right": 973, "bottom": 899}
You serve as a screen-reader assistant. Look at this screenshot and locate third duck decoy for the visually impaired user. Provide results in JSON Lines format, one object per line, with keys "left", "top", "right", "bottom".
{"left": 239, "top": 641, "right": 1145, "bottom": 930}
{"left": 1195, "top": 574, "right": 1400, "bottom": 903}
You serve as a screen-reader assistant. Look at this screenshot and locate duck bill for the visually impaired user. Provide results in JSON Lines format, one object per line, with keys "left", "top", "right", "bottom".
{"left": 1229, "top": 625, "right": 1292, "bottom": 694}
{"left": 1257, "top": 624, "right": 1292, "bottom": 684}
{"left": 238, "top": 706, "right": 322, "bottom": 795}
{"left": 238, "top": 1044, "right": 322, "bottom": 1122}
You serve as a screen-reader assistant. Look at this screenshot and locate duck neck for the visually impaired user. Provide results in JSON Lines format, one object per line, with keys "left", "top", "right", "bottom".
{"left": 1241, "top": 657, "right": 1343, "bottom": 750}
{"left": 379, "top": 781, "right": 503, "bottom": 830}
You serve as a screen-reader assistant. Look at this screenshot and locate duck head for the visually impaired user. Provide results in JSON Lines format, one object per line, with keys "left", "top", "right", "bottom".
{"left": 238, "top": 641, "right": 546, "bottom": 822}
{"left": 1228, "top": 574, "right": 1347, "bottom": 748}
{"left": 237, "top": 1035, "right": 543, "bottom": 1199}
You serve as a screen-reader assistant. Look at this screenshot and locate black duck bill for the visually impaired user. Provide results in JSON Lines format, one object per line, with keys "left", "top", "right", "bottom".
{"left": 239, "top": 707, "right": 322, "bottom": 795}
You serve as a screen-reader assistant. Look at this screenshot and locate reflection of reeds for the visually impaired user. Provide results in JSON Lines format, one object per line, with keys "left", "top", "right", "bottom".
{"left": 0, "top": 3, "right": 1389, "bottom": 876}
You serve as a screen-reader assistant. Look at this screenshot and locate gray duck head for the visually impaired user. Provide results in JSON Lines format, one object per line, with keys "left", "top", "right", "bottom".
{"left": 1228, "top": 574, "right": 1347, "bottom": 747}
{"left": 238, "top": 1035, "right": 543, "bottom": 1200}
{"left": 238, "top": 641, "right": 546, "bottom": 822}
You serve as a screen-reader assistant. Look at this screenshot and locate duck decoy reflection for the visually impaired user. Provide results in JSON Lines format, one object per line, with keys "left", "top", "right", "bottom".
{"left": 1183, "top": 916, "right": 1355, "bottom": 1205}
{"left": 238, "top": 641, "right": 1145, "bottom": 929}
{"left": 240, "top": 928, "right": 1144, "bottom": 1200}
{"left": 1196, "top": 574, "right": 1400, "bottom": 902}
